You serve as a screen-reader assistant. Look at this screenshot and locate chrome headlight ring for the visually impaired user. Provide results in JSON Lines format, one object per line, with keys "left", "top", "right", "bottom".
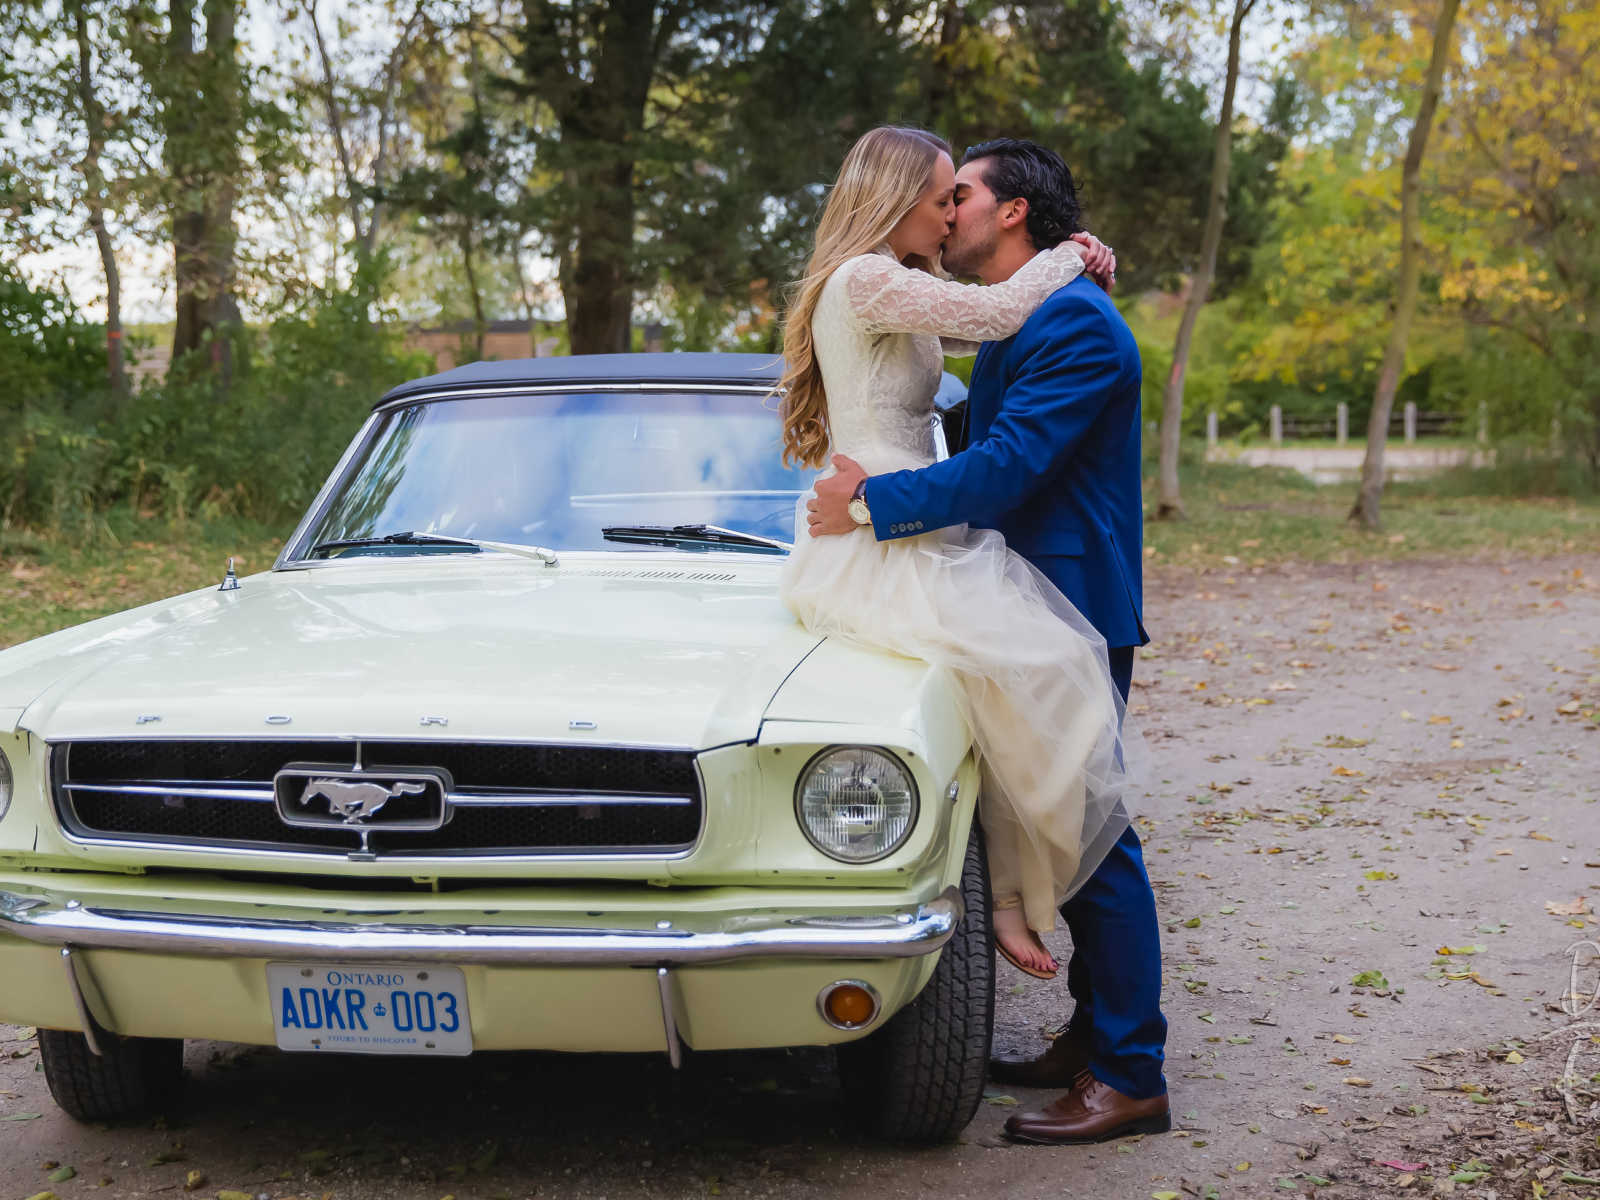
{"left": 793, "top": 745, "right": 919, "bottom": 864}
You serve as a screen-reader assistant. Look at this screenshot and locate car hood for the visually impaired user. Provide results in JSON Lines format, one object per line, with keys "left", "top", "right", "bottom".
{"left": 5, "top": 554, "right": 824, "bottom": 749}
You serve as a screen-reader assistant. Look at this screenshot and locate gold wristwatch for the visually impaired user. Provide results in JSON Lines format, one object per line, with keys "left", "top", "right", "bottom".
{"left": 847, "top": 479, "right": 872, "bottom": 526}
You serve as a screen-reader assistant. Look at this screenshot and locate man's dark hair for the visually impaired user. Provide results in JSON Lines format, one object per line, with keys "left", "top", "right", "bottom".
{"left": 961, "top": 138, "right": 1082, "bottom": 249}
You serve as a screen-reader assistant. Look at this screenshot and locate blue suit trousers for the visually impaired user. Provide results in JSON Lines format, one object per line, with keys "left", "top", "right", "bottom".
{"left": 1059, "top": 646, "right": 1168, "bottom": 1099}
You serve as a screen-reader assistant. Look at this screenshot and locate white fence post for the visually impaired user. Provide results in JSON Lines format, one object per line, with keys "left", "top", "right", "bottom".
{"left": 1269, "top": 405, "right": 1282, "bottom": 447}
{"left": 1403, "top": 401, "right": 1417, "bottom": 444}
{"left": 1206, "top": 410, "right": 1218, "bottom": 449}
{"left": 1336, "top": 402, "right": 1348, "bottom": 447}
{"left": 1477, "top": 401, "right": 1488, "bottom": 445}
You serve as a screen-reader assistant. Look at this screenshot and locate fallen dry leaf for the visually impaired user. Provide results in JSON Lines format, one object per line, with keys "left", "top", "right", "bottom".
{"left": 1546, "top": 897, "right": 1591, "bottom": 917}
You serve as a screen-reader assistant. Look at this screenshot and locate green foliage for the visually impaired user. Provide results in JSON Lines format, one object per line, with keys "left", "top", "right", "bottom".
{"left": 0, "top": 258, "right": 431, "bottom": 536}
{"left": 121, "top": 263, "right": 432, "bottom": 523}
{"left": 0, "top": 266, "right": 107, "bottom": 402}
{"left": 0, "top": 267, "right": 118, "bottom": 532}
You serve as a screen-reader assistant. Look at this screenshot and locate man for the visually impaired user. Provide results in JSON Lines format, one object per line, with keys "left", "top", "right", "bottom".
{"left": 806, "top": 138, "right": 1168, "bottom": 1145}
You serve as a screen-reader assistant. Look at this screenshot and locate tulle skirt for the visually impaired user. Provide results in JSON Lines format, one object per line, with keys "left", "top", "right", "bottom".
{"left": 780, "top": 507, "right": 1137, "bottom": 932}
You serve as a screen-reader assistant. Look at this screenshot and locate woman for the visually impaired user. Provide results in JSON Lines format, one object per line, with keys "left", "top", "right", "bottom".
{"left": 777, "top": 126, "right": 1136, "bottom": 979}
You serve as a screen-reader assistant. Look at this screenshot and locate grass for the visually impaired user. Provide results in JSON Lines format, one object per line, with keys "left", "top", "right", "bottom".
{"left": 0, "top": 462, "right": 1596, "bottom": 651}
{"left": 1142, "top": 457, "right": 1600, "bottom": 569}
{"left": 0, "top": 516, "right": 284, "bottom": 650}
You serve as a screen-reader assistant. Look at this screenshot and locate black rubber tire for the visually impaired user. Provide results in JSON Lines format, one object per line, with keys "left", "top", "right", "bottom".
{"left": 836, "top": 819, "right": 995, "bottom": 1143}
{"left": 37, "top": 1028, "right": 184, "bottom": 1122}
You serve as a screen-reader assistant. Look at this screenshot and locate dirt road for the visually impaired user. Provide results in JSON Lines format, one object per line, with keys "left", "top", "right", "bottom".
{"left": 3, "top": 554, "right": 1596, "bottom": 1200}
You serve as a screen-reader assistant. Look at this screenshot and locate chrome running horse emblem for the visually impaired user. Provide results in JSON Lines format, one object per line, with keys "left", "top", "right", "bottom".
{"left": 300, "top": 777, "right": 426, "bottom": 824}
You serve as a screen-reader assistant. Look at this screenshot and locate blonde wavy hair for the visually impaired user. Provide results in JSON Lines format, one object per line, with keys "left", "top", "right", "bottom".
{"left": 777, "top": 126, "right": 952, "bottom": 468}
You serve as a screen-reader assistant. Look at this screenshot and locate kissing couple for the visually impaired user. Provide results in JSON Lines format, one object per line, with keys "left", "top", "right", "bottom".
{"left": 776, "top": 127, "right": 1169, "bottom": 1144}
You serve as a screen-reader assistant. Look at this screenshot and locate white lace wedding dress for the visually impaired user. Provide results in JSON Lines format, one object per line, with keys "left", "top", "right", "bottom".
{"left": 779, "top": 243, "right": 1135, "bottom": 931}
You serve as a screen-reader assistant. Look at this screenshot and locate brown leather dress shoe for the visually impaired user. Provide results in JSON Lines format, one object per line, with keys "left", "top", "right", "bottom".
{"left": 1003, "top": 1070, "right": 1171, "bottom": 1145}
{"left": 989, "top": 1024, "right": 1092, "bottom": 1088}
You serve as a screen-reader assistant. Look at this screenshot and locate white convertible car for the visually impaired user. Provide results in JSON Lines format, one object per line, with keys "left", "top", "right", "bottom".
{"left": 0, "top": 353, "right": 992, "bottom": 1141}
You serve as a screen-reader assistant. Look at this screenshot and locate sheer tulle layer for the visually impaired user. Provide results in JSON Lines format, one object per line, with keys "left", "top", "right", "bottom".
{"left": 780, "top": 508, "right": 1136, "bottom": 932}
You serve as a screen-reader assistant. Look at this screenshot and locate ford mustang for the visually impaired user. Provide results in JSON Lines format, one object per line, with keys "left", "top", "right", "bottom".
{"left": 0, "top": 353, "right": 993, "bottom": 1142}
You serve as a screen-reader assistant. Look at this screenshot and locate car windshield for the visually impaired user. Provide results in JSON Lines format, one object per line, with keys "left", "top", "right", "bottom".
{"left": 289, "top": 388, "right": 821, "bottom": 558}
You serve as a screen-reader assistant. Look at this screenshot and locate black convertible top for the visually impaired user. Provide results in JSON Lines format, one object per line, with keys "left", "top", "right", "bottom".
{"left": 376, "top": 352, "right": 783, "bottom": 408}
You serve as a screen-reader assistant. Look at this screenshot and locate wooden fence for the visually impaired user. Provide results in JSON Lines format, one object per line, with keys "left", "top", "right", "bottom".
{"left": 1206, "top": 401, "right": 1478, "bottom": 448}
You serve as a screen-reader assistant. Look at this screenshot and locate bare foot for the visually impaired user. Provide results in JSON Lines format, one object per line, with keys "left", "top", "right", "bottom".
{"left": 994, "top": 904, "right": 1058, "bottom": 975}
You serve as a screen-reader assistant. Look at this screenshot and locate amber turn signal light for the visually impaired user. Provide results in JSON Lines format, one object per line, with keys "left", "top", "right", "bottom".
{"left": 818, "top": 980, "right": 880, "bottom": 1030}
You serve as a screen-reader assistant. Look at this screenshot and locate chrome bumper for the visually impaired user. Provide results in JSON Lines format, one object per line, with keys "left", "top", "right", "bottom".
{"left": 0, "top": 886, "right": 963, "bottom": 967}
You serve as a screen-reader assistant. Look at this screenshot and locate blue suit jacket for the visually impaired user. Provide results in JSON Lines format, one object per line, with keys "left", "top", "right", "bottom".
{"left": 863, "top": 274, "right": 1148, "bottom": 649}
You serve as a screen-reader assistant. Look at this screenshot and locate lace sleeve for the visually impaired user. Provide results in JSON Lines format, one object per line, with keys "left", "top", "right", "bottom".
{"left": 842, "top": 244, "right": 1086, "bottom": 341}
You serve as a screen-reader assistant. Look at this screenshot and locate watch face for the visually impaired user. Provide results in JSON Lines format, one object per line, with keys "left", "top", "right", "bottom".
{"left": 848, "top": 498, "right": 871, "bottom": 525}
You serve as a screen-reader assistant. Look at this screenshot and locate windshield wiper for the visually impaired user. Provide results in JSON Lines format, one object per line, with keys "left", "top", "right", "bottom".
{"left": 600, "top": 524, "right": 789, "bottom": 555}
{"left": 309, "top": 531, "right": 558, "bottom": 566}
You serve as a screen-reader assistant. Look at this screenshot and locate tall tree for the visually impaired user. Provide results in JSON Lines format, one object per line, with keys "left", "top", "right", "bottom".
{"left": 130, "top": 0, "right": 248, "bottom": 368}
{"left": 68, "top": 0, "right": 128, "bottom": 399}
{"left": 1155, "top": 0, "right": 1260, "bottom": 520}
{"left": 654, "top": 0, "right": 1285, "bottom": 346}
{"left": 503, "top": 0, "right": 905, "bottom": 353}
{"left": 508, "top": 0, "right": 685, "bottom": 353}
{"left": 0, "top": 0, "right": 148, "bottom": 396}
{"left": 1350, "top": 0, "right": 1460, "bottom": 530}
{"left": 1433, "top": 0, "right": 1600, "bottom": 473}
{"left": 301, "top": 0, "right": 433, "bottom": 277}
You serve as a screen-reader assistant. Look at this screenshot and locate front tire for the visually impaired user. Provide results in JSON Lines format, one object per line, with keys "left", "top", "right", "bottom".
{"left": 836, "top": 820, "right": 995, "bottom": 1143}
{"left": 38, "top": 1029, "right": 184, "bottom": 1122}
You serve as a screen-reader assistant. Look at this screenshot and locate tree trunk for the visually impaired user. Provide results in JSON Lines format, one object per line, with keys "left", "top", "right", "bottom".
{"left": 168, "top": 0, "right": 202, "bottom": 361}
{"left": 361, "top": 0, "right": 427, "bottom": 270}
{"left": 1156, "top": 0, "right": 1256, "bottom": 520}
{"left": 70, "top": 0, "right": 127, "bottom": 401}
{"left": 200, "top": 0, "right": 240, "bottom": 381}
{"left": 307, "top": 0, "right": 369, "bottom": 253}
{"left": 925, "top": 0, "right": 967, "bottom": 138}
{"left": 565, "top": 159, "right": 637, "bottom": 354}
{"left": 458, "top": 226, "right": 486, "bottom": 362}
{"left": 167, "top": 0, "right": 243, "bottom": 370}
{"left": 1350, "top": 0, "right": 1460, "bottom": 531}
{"left": 557, "top": 0, "right": 661, "bottom": 355}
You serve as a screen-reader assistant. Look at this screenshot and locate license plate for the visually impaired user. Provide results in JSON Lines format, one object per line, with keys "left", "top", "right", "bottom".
{"left": 266, "top": 963, "right": 472, "bottom": 1056}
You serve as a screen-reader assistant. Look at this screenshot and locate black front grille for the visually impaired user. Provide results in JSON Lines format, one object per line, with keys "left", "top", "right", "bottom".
{"left": 54, "top": 739, "right": 702, "bottom": 858}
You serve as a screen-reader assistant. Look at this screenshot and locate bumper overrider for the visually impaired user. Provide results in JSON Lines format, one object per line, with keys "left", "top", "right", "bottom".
{"left": 0, "top": 882, "right": 963, "bottom": 1062}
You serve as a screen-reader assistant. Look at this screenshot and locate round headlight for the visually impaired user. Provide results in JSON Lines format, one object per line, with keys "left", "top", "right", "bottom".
{"left": 0, "top": 746, "right": 11, "bottom": 823}
{"left": 795, "top": 746, "right": 918, "bottom": 863}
